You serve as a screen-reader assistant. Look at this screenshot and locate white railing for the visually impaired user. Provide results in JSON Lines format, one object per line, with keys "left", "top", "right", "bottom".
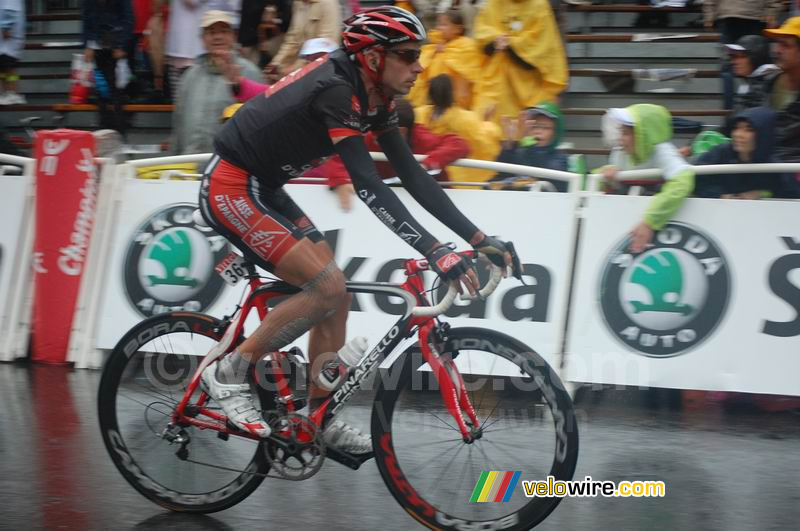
{"left": 119, "top": 153, "right": 800, "bottom": 199}
{"left": 587, "top": 163, "right": 800, "bottom": 192}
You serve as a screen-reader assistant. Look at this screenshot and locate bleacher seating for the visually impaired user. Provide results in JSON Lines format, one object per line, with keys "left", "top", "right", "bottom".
{"left": 2, "top": 2, "right": 728, "bottom": 167}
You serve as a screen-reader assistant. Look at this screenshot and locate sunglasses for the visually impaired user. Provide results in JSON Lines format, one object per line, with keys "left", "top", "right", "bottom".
{"left": 387, "top": 48, "right": 421, "bottom": 65}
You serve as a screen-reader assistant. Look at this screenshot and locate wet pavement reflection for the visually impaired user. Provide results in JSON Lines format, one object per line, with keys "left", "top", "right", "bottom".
{"left": 2, "top": 363, "right": 799, "bottom": 530}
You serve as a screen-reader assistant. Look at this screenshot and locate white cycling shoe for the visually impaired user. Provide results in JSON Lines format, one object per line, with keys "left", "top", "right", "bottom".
{"left": 323, "top": 420, "right": 372, "bottom": 455}
{"left": 200, "top": 363, "right": 272, "bottom": 438}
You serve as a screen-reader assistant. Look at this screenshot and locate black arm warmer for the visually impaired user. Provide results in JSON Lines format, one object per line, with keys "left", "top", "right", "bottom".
{"left": 334, "top": 135, "right": 439, "bottom": 254}
{"left": 377, "top": 129, "right": 480, "bottom": 245}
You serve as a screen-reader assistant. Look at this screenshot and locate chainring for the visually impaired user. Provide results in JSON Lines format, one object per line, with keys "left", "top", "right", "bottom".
{"left": 264, "top": 413, "right": 325, "bottom": 481}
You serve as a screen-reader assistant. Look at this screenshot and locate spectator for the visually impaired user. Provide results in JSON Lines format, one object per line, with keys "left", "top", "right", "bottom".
{"left": 143, "top": 0, "right": 168, "bottom": 101}
{"left": 171, "top": 10, "right": 262, "bottom": 154}
{"left": 130, "top": 0, "right": 155, "bottom": 99}
{"left": 415, "top": 73, "right": 502, "bottom": 185}
{"left": 264, "top": 0, "right": 340, "bottom": 82}
{"left": 472, "top": 0, "right": 568, "bottom": 130}
{"left": 226, "top": 37, "right": 339, "bottom": 102}
{"left": 82, "top": 0, "right": 134, "bottom": 134}
{"left": 494, "top": 102, "right": 570, "bottom": 191}
{"left": 436, "top": 0, "right": 480, "bottom": 35}
{"left": 165, "top": 0, "right": 207, "bottom": 95}
{"left": 725, "top": 35, "right": 781, "bottom": 116}
{"left": 256, "top": 2, "right": 292, "bottom": 68}
{"left": 704, "top": 0, "right": 783, "bottom": 109}
{"left": 764, "top": 17, "right": 800, "bottom": 162}
{"left": 318, "top": 98, "right": 470, "bottom": 211}
{"left": 694, "top": 107, "right": 798, "bottom": 198}
{"left": 408, "top": 9, "right": 481, "bottom": 110}
{"left": 0, "top": 0, "right": 25, "bottom": 105}
{"left": 238, "top": 0, "right": 268, "bottom": 64}
{"left": 601, "top": 104, "right": 695, "bottom": 253}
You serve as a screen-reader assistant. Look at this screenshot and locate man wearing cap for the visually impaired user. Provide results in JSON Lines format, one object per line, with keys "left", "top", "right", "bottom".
{"left": 220, "top": 37, "right": 339, "bottom": 102}
{"left": 764, "top": 17, "right": 800, "bottom": 162}
{"left": 704, "top": 0, "right": 783, "bottom": 109}
{"left": 171, "top": 10, "right": 262, "bottom": 155}
{"left": 264, "top": 0, "right": 341, "bottom": 82}
{"left": 724, "top": 35, "right": 781, "bottom": 116}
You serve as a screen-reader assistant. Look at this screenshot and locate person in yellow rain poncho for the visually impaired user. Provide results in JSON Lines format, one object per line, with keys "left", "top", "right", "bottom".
{"left": 415, "top": 74, "right": 502, "bottom": 185}
{"left": 408, "top": 9, "right": 482, "bottom": 110}
{"left": 472, "top": 0, "right": 568, "bottom": 130}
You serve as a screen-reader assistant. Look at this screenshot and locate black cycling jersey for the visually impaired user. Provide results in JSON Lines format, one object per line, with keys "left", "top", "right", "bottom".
{"left": 214, "top": 49, "right": 397, "bottom": 182}
{"left": 212, "top": 48, "right": 479, "bottom": 256}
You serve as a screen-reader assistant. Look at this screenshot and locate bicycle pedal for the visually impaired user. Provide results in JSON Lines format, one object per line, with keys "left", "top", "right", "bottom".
{"left": 217, "top": 431, "right": 229, "bottom": 441}
{"left": 325, "top": 446, "right": 374, "bottom": 471}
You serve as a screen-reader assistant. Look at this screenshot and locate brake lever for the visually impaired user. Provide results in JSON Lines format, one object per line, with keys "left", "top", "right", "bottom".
{"left": 505, "top": 241, "right": 526, "bottom": 284}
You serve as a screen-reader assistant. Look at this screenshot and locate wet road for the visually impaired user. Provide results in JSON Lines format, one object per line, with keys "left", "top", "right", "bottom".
{"left": 2, "top": 363, "right": 799, "bottom": 530}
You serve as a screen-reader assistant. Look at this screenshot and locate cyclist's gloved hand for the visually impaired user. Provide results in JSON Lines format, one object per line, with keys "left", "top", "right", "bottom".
{"left": 426, "top": 245, "right": 479, "bottom": 296}
{"left": 473, "top": 235, "right": 523, "bottom": 280}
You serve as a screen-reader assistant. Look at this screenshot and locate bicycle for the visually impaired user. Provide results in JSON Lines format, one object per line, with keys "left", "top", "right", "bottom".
{"left": 98, "top": 236, "right": 579, "bottom": 530}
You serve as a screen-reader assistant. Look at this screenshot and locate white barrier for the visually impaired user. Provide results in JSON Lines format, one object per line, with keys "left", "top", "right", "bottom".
{"left": 66, "top": 159, "right": 120, "bottom": 368}
{"left": 566, "top": 195, "right": 800, "bottom": 395}
{"left": 6, "top": 151, "right": 800, "bottom": 397}
{"left": 0, "top": 155, "right": 35, "bottom": 361}
{"left": 81, "top": 163, "right": 578, "bottom": 373}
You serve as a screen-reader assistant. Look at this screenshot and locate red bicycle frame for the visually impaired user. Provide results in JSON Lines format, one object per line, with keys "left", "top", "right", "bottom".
{"left": 168, "top": 253, "right": 483, "bottom": 444}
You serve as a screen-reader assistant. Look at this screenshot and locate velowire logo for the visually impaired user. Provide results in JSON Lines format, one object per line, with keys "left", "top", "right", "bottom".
{"left": 124, "top": 203, "right": 230, "bottom": 317}
{"left": 599, "top": 222, "right": 731, "bottom": 357}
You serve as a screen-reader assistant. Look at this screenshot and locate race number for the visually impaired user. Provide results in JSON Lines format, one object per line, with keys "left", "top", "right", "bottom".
{"left": 215, "top": 252, "right": 249, "bottom": 286}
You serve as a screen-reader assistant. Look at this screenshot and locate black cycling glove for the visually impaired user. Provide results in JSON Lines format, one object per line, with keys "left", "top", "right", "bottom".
{"left": 426, "top": 245, "right": 473, "bottom": 282}
{"left": 473, "top": 235, "right": 523, "bottom": 279}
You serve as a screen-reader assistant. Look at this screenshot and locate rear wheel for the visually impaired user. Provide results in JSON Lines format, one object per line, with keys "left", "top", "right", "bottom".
{"left": 97, "top": 312, "right": 270, "bottom": 513}
{"left": 371, "top": 327, "right": 579, "bottom": 530}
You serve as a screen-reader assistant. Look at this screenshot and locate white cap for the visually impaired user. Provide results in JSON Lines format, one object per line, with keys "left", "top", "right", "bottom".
{"left": 607, "top": 107, "right": 635, "bottom": 126}
{"left": 299, "top": 38, "right": 339, "bottom": 58}
{"left": 723, "top": 43, "right": 746, "bottom": 53}
{"left": 201, "top": 10, "right": 235, "bottom": 29}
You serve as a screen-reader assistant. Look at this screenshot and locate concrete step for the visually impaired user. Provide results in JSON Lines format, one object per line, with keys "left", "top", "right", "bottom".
{"left": 20, "top": 47, "right": 80, "bottom": 64}
{"left": 567, "top": 40, "right": 721, "bottom": 60}
{"left": 562, "top": 92, "right": 721, "bottom": 110}
{"left": 26, "top": 19, "right": 82, "bottom": 35}
{"left": 18, "top": 78, "right": 71, "bottom": 94}
{"left": 0, "top": 108, "right": 172, "bottom": 130}
{"left": 565, "top": 12, "right": 703, "bottom": 33}
{"left": 568, "top": 76, "right": 721, "bottom": 94}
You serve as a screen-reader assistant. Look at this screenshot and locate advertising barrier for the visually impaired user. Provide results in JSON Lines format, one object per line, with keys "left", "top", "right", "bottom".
{"left": 31, "top": 130, "right": 97, "bottom": 364}
{"left": 90, "top": 176, "right": 578, "bottom": 373}
{"left": 565, "top": 195, "right": 800, "bottom": 396}
{"left": 0, "top": 155, "right": 35, "bottom": 361}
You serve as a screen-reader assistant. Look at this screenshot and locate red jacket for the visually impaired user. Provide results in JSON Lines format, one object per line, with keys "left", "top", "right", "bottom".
{"left": 318, "top": 125, "right": 469, "bottom": 187}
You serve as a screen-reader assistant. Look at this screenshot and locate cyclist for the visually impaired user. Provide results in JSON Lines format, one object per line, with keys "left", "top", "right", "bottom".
{"left": 198, "top": 6, "right": 518, "bottom": 455}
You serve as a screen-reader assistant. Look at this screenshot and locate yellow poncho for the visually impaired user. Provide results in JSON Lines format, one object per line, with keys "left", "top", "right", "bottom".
{"left": 408, "top": 35, "right": 483, "bottom": 110}
{"left": 472, "top": 0, "right": 568, "bottom": 127}
{"left": 415, "top": 105, "right": 502, "bottom": 184}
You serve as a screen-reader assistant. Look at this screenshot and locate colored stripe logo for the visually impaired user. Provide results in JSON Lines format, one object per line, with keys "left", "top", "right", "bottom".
{"left": 469, "top": 471, "right": 521, "bottom": 502}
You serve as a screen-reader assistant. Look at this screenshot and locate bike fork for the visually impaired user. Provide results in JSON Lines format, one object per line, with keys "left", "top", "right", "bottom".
{"left": 419, "top": 323, "right": 481, "bottom": 442}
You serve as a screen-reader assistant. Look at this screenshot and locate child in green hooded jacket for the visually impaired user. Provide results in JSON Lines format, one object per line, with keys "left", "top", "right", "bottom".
{"left": 601, "top": 104, "right": 695, "bottom": 253}
{"left": 494, "top": 102, "right": 570, "bottom": 191}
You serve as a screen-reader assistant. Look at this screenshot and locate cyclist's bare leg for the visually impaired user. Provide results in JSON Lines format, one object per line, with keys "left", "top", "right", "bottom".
{"left": 232, "top": 238, "right": 347, "bottom": 369}
{"left": 306, "top": 241, "right": 352, "bottom": 405}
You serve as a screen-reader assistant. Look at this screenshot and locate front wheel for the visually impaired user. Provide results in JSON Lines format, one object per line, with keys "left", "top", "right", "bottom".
{"left": 371, "top": 327, "right": 579, "bottom": 530}
{"left": 97, "top": 312, "right": 270, "bottom": 513}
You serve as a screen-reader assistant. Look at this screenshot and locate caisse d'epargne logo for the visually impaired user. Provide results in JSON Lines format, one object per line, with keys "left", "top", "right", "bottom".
{"left": 124, "top": 203, "right": 230, "bottom": 317}
{"left": 599, "top": 222, "right": 731, "bottom": 357}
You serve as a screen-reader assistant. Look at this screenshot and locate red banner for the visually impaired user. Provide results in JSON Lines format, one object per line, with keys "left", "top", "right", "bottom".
{"left": 32, "top": 130, "right": 97, "bottom": 364}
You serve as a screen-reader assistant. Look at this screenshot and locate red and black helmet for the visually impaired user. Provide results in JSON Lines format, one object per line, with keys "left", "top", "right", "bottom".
{"left": 342, "top": 6, "right": 427, "bottom": 55}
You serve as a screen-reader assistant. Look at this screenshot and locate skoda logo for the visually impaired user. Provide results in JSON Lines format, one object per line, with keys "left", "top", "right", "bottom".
{"left": 124, "top": 203, "right": 230, "bottom": 317}
{"left": 599, "top": 222, "right": 731, "bottom": 357}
